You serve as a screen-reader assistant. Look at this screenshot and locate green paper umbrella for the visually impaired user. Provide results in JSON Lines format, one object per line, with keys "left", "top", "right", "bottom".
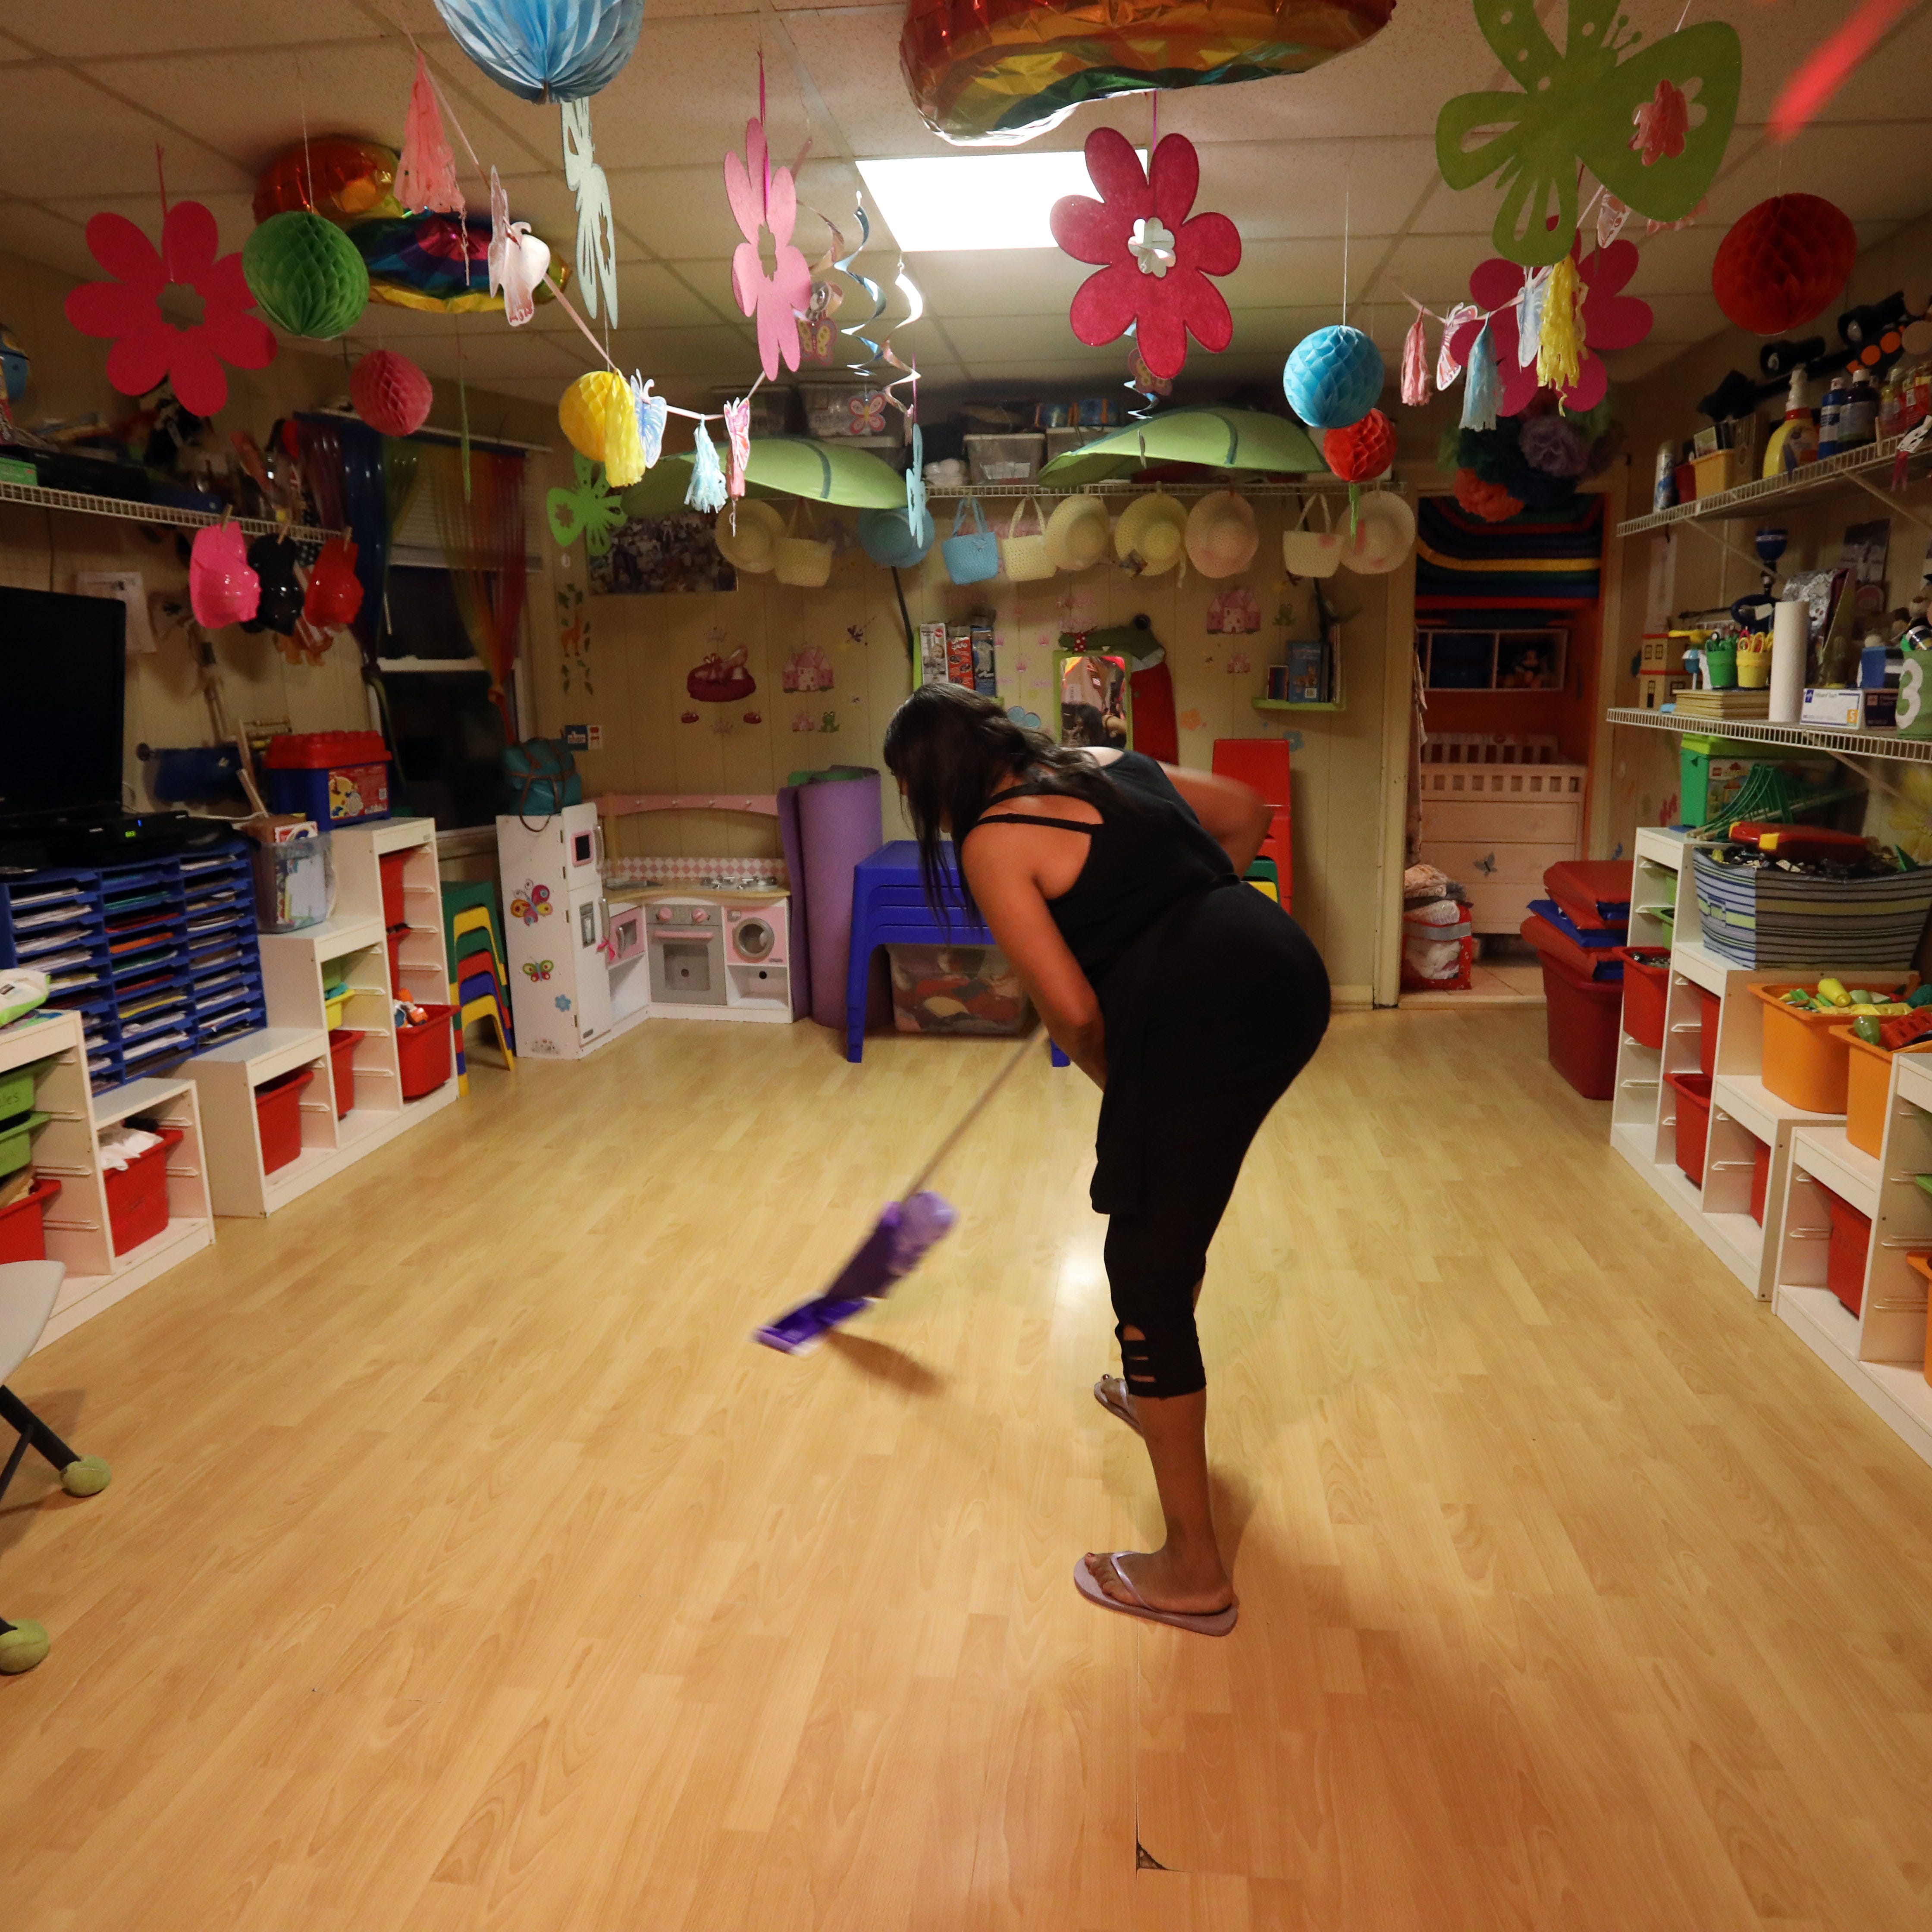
{"left": 243, "top": 211, "right": 370, "bottom": 339}
{"left": 644, "top": 436, "right": 907, "bottom": 512}
{"left": 1036, "top": 408, "right": 1325, "bottom": 487}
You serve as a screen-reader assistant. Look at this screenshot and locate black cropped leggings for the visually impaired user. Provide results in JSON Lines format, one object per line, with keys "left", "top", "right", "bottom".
{"left": 1103, "top": 1015, "right": 1326, "bottom": 1400}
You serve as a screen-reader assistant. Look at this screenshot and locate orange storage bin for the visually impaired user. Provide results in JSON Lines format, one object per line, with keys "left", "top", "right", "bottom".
{"left": 1615, "top": 948, "right": 1670, "bottom": 1049}
{"left": 1836, "top": 1028, "right": 1932, "bottom": 1157}
{"left": 1907, "top": 1253, "right": 1932, "bottom": 1383}
{"left": 1667, "top": 1071, "right": 1714, "bottom": 1186}
{"left": 1824, "top": 1188, "right": 1871, "bottom": 1317}
{"left": 1752, "top": 979, "right": 1916, "bottom": 1114}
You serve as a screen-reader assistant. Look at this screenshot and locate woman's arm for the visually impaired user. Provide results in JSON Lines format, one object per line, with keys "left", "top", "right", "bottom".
{"left": 960, "top": 830, "right": 1107, "bottom": 1087}
{"left": 1160, "top": 763, "right": 1271, "bottom": 875}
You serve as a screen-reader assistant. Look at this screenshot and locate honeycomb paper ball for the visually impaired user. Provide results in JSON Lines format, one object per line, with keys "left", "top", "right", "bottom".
{"left": 350, "top": 350, "right": 433, "bottom": 436}
{"left": 1712, "top": 195, "right": 1857, "bottom": 336}
{"left": 243, "top": 211, "right": 370, "bottom": 339}
{"left": 1283, "top": 325, "right": 1383, "bottom": 430}
{"left": 559, "top": 371, "right": 628, "bottom": 462}
{"left": 1322, "top": 409, "right": 1395, "bottom": 482}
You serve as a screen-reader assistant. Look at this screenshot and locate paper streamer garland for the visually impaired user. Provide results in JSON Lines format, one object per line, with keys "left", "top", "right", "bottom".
{"left": 632, "top": 374, "right": 668, "bottom": 468}
{"left": 561, "top": 99, "right": 618, "bottom": 324}
{"left": 686, "top": 423, "right": 728, "bottom": 512}
{"left": 397, "top": 49, "right": 464, "bottom": 216}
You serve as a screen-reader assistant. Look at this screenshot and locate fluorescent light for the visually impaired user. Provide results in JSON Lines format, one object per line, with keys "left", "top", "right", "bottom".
{"left": 856, "top": 151, "right": 1146, "bottom": 253}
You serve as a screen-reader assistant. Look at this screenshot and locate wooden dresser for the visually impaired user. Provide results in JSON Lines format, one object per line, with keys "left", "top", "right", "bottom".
{"left": 1416, "top": 735, "right": 1587, "bottom": 934}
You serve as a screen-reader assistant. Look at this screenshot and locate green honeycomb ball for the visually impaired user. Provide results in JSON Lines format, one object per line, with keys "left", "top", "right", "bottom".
{"left": 243, "top": 211, "right": 370, "bottom": 339}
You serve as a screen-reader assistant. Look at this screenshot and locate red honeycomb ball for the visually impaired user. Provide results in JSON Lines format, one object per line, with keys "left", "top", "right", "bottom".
{"left": 1712, "top": 196, "right": 1857, "bottom": 336}
{"left": 350, "top": 349, "right": 433, "bottom": 437}
{"left": 1322, "top": 408, "right": 1395, "bottom": 483}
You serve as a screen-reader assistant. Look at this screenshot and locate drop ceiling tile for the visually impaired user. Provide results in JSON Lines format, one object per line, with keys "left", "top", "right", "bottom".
{"left": 778, "top": 8, "right": 950, "bottom": 157}
{"left": 906, "top": 252, "right": 1086, "bottom": 319}
{"left": 0, "top": 201, "right": 96, "bottom": 279}
{"left": 1729, "top": 5, "right": 1932, "bottom": 125}
{"left": 40, "top": 191, "right": 260, "bottom": 258}
{"left": 1637, "top": 294, "right": 1730, "bottom": 345}
{"left": 1203, "top": 139, "right": 1433, "bottom": 239}
{"left": 1356, "top": 234, "right": 1494, "bottom": 310}
{"left": 0, "top": 69, "right": 251, "bottom": 197}
{"left": 1624, "top": 227, "right": 1724, "bottom": 299}
{"left": 19, "top": 3, "right": 384, "bottom": 58}
{"left": 1221, "top": 238, "right": 1349, "bottom": 311}
{"left": 1708, "top": 126, "right": 1932, "bottom": 226}
{"left": 953, "top": 316, "right": 1122, "bottom": 365}
{"left": 577, "top": 15, "right": 785, "bottom": 169}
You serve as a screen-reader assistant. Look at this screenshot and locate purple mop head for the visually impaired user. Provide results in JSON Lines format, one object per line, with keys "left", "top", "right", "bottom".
{"left": 755, "top": 1190, "right": 957, "bottom": 1354}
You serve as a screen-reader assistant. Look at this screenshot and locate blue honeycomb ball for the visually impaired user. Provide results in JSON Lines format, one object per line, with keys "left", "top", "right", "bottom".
{"left": 1283, "top": 326, "right": 1384, "bottom": 431}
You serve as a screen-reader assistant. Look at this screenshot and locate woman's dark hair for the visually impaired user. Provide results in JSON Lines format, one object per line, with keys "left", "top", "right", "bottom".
{"left": 881, "top": 682, "right": 1133, "bottom": 920}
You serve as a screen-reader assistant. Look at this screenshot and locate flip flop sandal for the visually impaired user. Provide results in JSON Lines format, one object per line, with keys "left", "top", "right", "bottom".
{"left": 1092, "top": 1376, "right": 1142, "bottom": 1436}
{"left": 1073, "top": 1554, "right": 1238, "bottom": 1637}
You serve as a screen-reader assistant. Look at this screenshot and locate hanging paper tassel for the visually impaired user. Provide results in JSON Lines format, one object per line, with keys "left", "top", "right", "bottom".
{"left": 723, "top": 397, "right": 752, "bottom": 498}
{"left": 1400, "top": 308, "right": 1431, "bottom": 407}
{"left": 1462, "top": 323, "right": 1499, "bottom": 432}
{"left": 631, "top": 374, "right": 667, "bottom": 469}
{"left": 1436, "top": 303, "right": 1478, "bottom": 389}
{"left": 1516, "top": 269, "right": 1546, "bottom": 370}
{"left": 600, "top": 378, "right": 645, "bottom": 489}
{"left": 1536, "top": 254, "right": 1585, "bottom": 395}
{"left": 686, "top": 423, "right": 727, "bottom": 512}
{"left": 397, "top": 50, "right": 463, "bottom": 218}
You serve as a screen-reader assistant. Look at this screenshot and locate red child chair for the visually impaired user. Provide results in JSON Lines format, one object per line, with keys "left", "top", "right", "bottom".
{"left": 1211, "top": 740, "right": 1292, "bottom": 912}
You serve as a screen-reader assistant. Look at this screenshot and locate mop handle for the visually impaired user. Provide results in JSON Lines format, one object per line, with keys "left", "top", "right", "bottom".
{"left": 901, "top": 1030, "right": 1040, "bottom": 1198}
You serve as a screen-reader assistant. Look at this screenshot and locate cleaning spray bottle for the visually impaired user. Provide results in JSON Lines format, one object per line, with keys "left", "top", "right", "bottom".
{"left": 1772, "top": 370, "right": 1819, "bottom": 473}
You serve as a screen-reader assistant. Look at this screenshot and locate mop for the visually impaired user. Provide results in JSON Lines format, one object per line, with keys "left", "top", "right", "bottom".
{"left": 755, "top": 1031, "right": 1037, "bottom": 1353}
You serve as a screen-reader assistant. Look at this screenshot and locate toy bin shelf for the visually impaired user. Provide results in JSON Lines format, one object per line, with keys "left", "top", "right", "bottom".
{"left": 1770, "top": 1053, "right": 1932, "bottom": 1469}
{"left": 0, "top": 1009, "right": 213, "bottom": 1351}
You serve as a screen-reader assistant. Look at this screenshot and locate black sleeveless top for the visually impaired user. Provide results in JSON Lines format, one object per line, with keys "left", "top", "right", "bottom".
{"left": 971, "top": 751, "right": 1236, "bottom": 993}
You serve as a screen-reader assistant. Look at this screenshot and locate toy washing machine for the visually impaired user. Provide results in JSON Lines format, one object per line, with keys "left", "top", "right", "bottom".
{"left": 723, "top": 893, "right": 790, "bottom": 1017}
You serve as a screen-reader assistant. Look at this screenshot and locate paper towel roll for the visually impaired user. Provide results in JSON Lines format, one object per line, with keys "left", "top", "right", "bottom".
{"left": 1770, "top": 599, "right": 1809, "bottom": 723}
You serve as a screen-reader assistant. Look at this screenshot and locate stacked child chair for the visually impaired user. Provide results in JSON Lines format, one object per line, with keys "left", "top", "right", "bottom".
{"left": 440, "top": 881, "right": 516, "bottom": 1091}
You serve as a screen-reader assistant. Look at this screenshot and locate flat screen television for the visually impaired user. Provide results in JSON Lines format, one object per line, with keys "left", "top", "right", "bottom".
{"left": 0, "top": 586, "right": 127, "bottom": 822}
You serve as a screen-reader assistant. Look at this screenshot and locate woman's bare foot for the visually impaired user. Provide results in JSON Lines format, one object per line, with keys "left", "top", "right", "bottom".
{"left": 1083, "top": 1548, "right": 1234, "bottom": 1616}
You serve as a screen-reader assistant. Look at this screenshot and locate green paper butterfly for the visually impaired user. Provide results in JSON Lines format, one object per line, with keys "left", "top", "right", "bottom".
{"left": 546, "top": 453, "right": 626, "bottom": 557}
{"left": 1435, "top": 0, "right": 1741, "bottom": 267}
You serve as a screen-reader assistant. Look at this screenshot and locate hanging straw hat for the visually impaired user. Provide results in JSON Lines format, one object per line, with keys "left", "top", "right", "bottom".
{"left": 1044, "top": 494, "right": 1112, "bottom": 572}
{"left": 1339, "top": 491, "right": 1416, "bottom": 576}
{"left": 1280, "top": 495, "right": 1344, "bottom": 577}
{"left": 712, "top": 498, "right": 785, "bottom": 574}
{"left": 1113, "top": 492, "right": 1189, "bottom": 577}
{"left": 1184, "top": 490, "right": 1258, "bottom": 579}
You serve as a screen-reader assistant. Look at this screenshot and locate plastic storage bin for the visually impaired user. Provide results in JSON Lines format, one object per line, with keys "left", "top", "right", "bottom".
{"left": 379, "top": 849, "right": 410, "bottom": 929}
{"left": 1749, "top": 1135, "right": 1771, "bottom": 1225}
{"left": 1615, "top": 948, "right": 1670, "bottom": 1048}
{"left": 105, "top": 1126, "right": 183, "bottom": 1254}
{"left": 249, "top": 832, "right": 334, "bottom": 931}
{"left": 1695, "top": 986, "right": 1720, "bottom": 1077}
{"left": 0, "top": 1060, "right": 49, "bottom": 1123}
{"left": 0, "top": 1176, "right": 60, "bottom": 1263}
{"left": 1536, "top": 948, "right": 1622, "bottom": 1099}
{"left": 1667, "top": 1071, "right": 1714, "bottom": 1186}
{"left": 0, "top": 1110, "right": 50, "bottom": 1180}
{"left": 1678, "top": 736, "right": 1832, "bottom": 832}
{"left": 965, "top": 433, "right": 1046, "bottom": 484}
{"left": 396, "top": 1004, "right": 454, "bottom": 1099}
{"left": 1753, "top": 980, "right": 1916, "bottom": 1113}
{"left": 1824, "top": 1188, "right": 1871, "bottom": 1317}
{"left": 262, "top": 731, "right": 392, "bottom": 825}
{"left": 1837, "top": 1027, "right": 1932, "bottom": 1156}
{"left": 329, "top": 1028, "right": 364, "bottom": 1118}
{"left": 254, "top": 1066, "right": 314, "bottom": 1175}
{"left": 887, "top": 944, "right": 1030, "bottom": 1035}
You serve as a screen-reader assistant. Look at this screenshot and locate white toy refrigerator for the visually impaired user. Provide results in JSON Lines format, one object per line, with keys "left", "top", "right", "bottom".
{"left": 496, "top": 803, "right": 647, "bottom": 1059}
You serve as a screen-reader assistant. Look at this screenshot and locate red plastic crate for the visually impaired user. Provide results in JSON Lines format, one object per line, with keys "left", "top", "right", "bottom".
{"left": 0, "top": 1175, "right": 61, "bottom": 1263}
{"left": 1615, "top": 947, "right": 1670, "bottom": 1049}
{"left": 255, "top": 1066, "right": 314, "bottom": 1176}
{"left": 1825, "top": 1189, "right": 1871, "bottom": 1317}
{"left": 106, "top": 1128, "right": 183, "bottom": 1255}
{"left": 329, "top": 1028, "right": 364, "bottom": 1119}
{"left": 1534, "top": 947, "right": 1622, "bottom": 1099}
{"left": 397, "top": 1004, "right": 455, "bottom": 1100}
{"left": 380, "top": 849, "right": 409, "bottom": 929}
{"left": 1667, "top": 1071, "right": 1714, "bottom": 1187}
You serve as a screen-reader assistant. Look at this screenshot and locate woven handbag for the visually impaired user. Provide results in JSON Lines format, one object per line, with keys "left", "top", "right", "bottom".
{"left": 999, "top": 496, "right": 1054, "bottom": 582}
{"left": 941, "top": 496, "right": 1000, "bottom": 585}
{"left": 774, "top": 502, "right": 833, "bottom": 588}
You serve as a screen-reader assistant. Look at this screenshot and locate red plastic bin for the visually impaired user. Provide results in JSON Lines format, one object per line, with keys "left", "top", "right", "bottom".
{"left": 386, "top": 928, "right": 406, "bottom": 996}
{"left": 329, "top": 1029, "right": 364, "bottom": 1119}
{"left": 1825, "top": 1189, "right": 1871, "bottom": 1317}
{"left": 255, "top": 1066, "right": 314, "bottom": 1176}
{"left": 1533, "top": 946, "right": 1622, "bottom": 1099}
{"left": 0, "top": 1175, "right": 61, "bottom": 1263}
{"left": 380, "top": 850, "right": 410, "bottom": 929}
{"left": 1667, "top": 1071, "right": 1714, "bottom": 1186}
{"left": 1615, "top": 947, "right": 1670, "bottom": 1049}
{"left": 1696, "top": 986, "right": 1719, "bottom": 1078}
{"left": 397, "top": 1004, "right": 455, "bottom": 1100}
{"left": 1750, "top": 1136, "right": 1771, "bottom": 1226}
{"left": 106, "top": 1128, "right": 183, "bottom": 1255}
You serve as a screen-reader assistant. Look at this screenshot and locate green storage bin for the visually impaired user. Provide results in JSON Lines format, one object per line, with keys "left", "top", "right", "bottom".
{"left": 0, "top": 1059, "right": 52, "bottom": 1124}
{"left": 0, "top": 1110, "right": 51, "bottom": 1180}
{"left": 1678, "top": 734, "right": 1834, "bottom": 833}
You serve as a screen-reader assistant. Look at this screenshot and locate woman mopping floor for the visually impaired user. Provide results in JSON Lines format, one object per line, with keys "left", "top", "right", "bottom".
{"left": 883, "top": 686, "right": 1329, "bottom": 1636}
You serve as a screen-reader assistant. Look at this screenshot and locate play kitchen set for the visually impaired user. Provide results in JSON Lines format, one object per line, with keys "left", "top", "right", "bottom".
{"left": 1601, "top": 813, "right": 1932, "bottom": 1471}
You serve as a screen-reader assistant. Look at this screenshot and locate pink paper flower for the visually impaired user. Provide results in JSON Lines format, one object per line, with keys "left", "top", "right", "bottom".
{"left": 723, "top": 118, "right": 811, "bottom": 383}
{"left": 1631, "top": 78, "right": 1690, "bottom": 166}
{"left": 64, "top": 201, "right": 276, "bottom": 416}
{"left": 1051, "top": 129, "right": 1240, "bottom": 382}
{"left": 1446, "top": 241, "right": 1652, "bottom": 417}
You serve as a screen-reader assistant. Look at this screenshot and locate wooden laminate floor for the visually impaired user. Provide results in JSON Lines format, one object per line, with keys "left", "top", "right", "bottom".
{"left": 3, "top": 1011, "right": 1932, "bottom": 1930}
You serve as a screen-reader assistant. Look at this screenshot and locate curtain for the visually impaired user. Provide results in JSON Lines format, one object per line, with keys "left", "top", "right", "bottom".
{"left": 427, "top": 442, "right": 528, "bottom": 738}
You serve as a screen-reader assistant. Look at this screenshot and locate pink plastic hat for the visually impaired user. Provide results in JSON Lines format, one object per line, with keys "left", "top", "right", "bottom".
{"left": 188, "top": 521, "right": 260, "bottom": 628}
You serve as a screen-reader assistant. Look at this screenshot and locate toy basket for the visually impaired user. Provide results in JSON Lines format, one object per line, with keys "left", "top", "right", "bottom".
{"left": 888, "top": 945, "right": 1029, "bottom": 1035}
{"left": 1692, "top": 847, "right": 1932, "bottom": 968}
{"left": 0, "top": 1175, "right": 60, "bottom": 1264}
{"left": 1752, "top": 980, "right": 1916, "bottom": 1113}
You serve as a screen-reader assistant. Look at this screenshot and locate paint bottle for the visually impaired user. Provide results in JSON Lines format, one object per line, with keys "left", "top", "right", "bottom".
{"left": 1840, "top": 366, "right": 1879, "bottom": 452}
{"left": 1817, "top": 373, "right": 1849, "bottom": 459}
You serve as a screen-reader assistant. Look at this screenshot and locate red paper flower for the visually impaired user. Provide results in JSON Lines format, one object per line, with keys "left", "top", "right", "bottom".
{"left": 1447, "top": 239, "right": 1652, "bottom": 417}
{"left": 1454, "top": 469, "right": 1524, "bottom": 523}
{"left": 1051, "top": 129, "right": 1240, "bottom": 382}
{"left": 1631, "top": 78, "right": 1690, "bottom": 166}
{"left": 63, "top": 201, "right": 276, "bottom": 417}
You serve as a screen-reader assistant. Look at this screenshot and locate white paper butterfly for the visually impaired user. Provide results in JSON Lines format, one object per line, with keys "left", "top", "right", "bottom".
{"left": 561, "top": 99, "right": 618, "bottom": 327}
{"left": 487, "top": 166, "right": 550, "bottom": 327}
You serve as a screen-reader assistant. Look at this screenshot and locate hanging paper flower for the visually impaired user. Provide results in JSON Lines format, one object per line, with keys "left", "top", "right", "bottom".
{"left": 631, "top": 374, "right": 667, "bottom": 468}
{"left": 561, "top": 98, "right": 618, "bottom": 324}
{"left": 1518, "top": 412, "right": 1590, "bottom": 478}
{"left": 1631, "top": 79, "right": 1690, "bottom": 167}
{"left": 686, "top": 422, "right": 727, "bottom": 513}
{"left": 904, "top": 420, "right": 931, "bottom": 549}
{"left": 723, "top": 397, "right": 751, "bottom": 498}
{"left": 723, "top": 117, "right": 812, "bottom": 383}
{"left": 547, "top": 452, "right": 626, "bottom": 555}
{"left": 1461, "top": 323, "right": 1499, "bottom": 433}
{"left": 1448, "top": 241, "right": 1653, "bottom": 417}
{"left": 1050, "top": 129, "right": 1240, "bottom": 382}
{"left": 1400, "top": 309, "right": 1430, "bottom": 407}
{"left": 1453, "top": 468, "right": 1523, "bottom": 523}
{"left": 397, "top": 50, "right": 464, "bottom": 216}
{"left": 1435, "top": 302, "right": 1479, "bottom": 389}
{"left": 63, "top": 203, "right": 276, "bottom": 416}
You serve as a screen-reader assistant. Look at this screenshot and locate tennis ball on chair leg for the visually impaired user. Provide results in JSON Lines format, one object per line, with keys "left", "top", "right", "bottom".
{"left": 0, "top": 1618, "right": 50, "bottom": 1674}
{"left": 61, "top": 1456, "right": 110, "bottom": 1498}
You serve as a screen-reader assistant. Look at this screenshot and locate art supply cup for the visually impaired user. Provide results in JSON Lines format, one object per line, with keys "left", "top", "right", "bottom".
{"left": 1703, "top": 640, "right": 1738, "bottom": 689}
